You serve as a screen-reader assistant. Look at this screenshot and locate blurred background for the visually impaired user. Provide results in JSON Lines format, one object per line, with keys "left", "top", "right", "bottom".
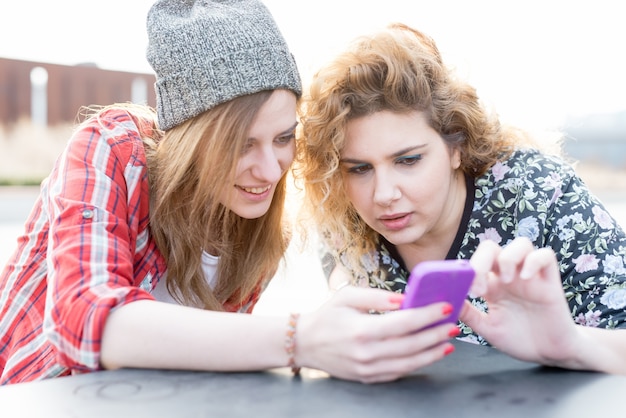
{"left": 1, "top": 0, "right": 624, "bottom": 313}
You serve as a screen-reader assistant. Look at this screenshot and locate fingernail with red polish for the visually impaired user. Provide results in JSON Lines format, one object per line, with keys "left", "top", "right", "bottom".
{"left": 442, "top": 303, "right": 453, "bottom": 315}
{"left": 389, "top": 294, "right": 405, "bottom": 305}
{"left": 444, "top": 344, "right": 455, "bottom": 356}
{"left": 448, "top": 327, "right": 461, "bottom": 338}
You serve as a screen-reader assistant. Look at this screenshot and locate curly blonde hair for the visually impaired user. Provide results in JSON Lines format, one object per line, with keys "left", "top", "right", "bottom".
{"left": 297, "top": 23, "right": 541, "bottom": 281}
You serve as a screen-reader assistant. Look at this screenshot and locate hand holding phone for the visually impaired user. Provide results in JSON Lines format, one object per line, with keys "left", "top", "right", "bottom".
{"left": 400, "top": 259, "right": 475, "bottom": 328}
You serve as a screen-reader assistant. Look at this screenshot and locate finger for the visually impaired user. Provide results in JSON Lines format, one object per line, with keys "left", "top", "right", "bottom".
{"left": 519, "top": 247, "right": 560, "bottom": 281}
{"left": 328, "top": 286, "right": 405, "bottom": 312}
{"left": 353, "top": 342, "right": 455, "bottom": 384}
{"left": 496, "top": 237, "right": 535, "bottom": 283}
{"left": 469, "top": 240, "right": 502, "bottom": 296}
{"left": 458, "top": 299, "right": 487, "bottom": 334}
{"left": 342, "top": 302, "right": 456, "bottom": 344}
{"left": 362, "top": 318, "right": 460, "bottom": 358}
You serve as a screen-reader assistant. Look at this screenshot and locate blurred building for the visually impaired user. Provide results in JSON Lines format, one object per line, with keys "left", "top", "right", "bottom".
{"left": 0, "top": 57, "right": 156, "bottom": 126}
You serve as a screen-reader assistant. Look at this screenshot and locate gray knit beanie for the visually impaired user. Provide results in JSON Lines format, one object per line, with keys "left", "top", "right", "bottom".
{"left": 146, "top": 0, "right": 302, "bottom": 131}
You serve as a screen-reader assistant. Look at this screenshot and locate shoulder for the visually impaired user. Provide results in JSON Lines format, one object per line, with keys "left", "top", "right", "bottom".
{"left": 80, "top": 105, "right": 157, "bottom": 146}
{"left": 500, "top": 148, "right": 573, "bottom": 172}
{"left": 478, "top": 148, "right": 577, "bottom": 187}
{"left": 68, "top": 105, "right": 158, "bottom": 165}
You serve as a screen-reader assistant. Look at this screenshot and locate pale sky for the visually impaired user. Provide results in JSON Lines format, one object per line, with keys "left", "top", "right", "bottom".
{"left": 2, "top": 0, "right": 625, "bottom": 130}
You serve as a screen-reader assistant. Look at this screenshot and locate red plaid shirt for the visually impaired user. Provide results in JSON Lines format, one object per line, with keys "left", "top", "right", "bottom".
{"left": 0, "top": 108, "right": 263, "bottom": 385}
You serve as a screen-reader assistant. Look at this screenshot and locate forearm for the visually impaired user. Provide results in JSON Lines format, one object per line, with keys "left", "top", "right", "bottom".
{"left": 100, "top": 300, "right": 289, "bottom": 372}
{"left": 101, "top": 287, "right": 462, "bottom": 383}
{"left": 556, "top": 326, "right": 626, "bottom": 374}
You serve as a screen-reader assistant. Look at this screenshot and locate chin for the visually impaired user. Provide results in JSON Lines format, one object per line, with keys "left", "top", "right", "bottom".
{"left": 381, "top": 230, "right": 421, "bottom": 246}
{"left": 232, "top": 206, "right": 271, "bottom": 220}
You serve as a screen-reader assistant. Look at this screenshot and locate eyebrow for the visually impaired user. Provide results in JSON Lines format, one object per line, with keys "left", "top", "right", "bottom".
{"left": 247, "top": 121, "right": 299, "bottom": 142}
{"left": 340, "top": 144, "right": 427, "bottom": 164}
{"left": 281, "top": 121, "right": 299, "bottom": 135}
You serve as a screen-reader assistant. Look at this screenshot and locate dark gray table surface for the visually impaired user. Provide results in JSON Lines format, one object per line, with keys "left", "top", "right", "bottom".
{"left": 0, "top": 339, "right": 623, "bottom": 417}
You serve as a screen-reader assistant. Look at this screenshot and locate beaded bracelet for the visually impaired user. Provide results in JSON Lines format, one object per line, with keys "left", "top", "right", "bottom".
{"left": 285, "top": 312, "right": 301, "bottom": 376}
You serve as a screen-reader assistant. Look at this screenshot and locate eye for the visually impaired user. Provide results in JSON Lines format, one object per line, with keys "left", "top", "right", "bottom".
{"left": 276, "top": 132, "right": 296, "bottom": 145}
{"left": 241, "top": 140, "right": 254, "bottom": 155}
{"left": 345, "top": 163, "right": 372, "bottom": 175}
{"left": 396, "top": 154, "right": 422, "bottom": 166}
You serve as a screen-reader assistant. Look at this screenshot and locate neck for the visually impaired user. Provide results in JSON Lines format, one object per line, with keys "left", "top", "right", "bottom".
{"left": 396, "top": 170, "right": 467, "bottom": 270}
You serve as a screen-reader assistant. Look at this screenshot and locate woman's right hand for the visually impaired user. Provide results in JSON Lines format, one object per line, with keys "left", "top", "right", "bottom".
{"left": 295, "top": 286, "right": 459, "bottom": 383}
{"left": 460, "top": 237, "right": 581, "bottom": 367}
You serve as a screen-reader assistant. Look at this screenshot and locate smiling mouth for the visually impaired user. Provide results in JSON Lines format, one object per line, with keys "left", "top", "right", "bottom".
{"left": 238, "top": 185, "right": 271, "bottom": 194}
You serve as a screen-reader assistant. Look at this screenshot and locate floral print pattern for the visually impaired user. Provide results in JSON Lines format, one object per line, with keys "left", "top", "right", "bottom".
{"left": 329, "top": 149, "right": 626, "bottom": 345}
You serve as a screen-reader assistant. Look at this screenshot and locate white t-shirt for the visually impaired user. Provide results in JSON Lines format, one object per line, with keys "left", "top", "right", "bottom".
{"left": 151, "top": 251, "right": 219, "bottom": 305}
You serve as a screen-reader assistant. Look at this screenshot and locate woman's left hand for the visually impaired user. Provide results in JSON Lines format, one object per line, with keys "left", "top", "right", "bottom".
{"left": 460, "top": 237, "right": 580, "bottom": 366}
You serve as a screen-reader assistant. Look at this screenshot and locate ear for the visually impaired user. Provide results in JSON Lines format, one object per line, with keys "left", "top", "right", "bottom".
{"left": 450, "top": 146, "right": 461, "bottom": 170}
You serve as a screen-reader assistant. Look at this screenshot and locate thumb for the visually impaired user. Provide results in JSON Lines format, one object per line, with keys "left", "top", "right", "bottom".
{"left": 328, "top": 286, "right": 404, "bottom": 312}
{"left": 458, "top": 299, "right": 486, "bottom": 333}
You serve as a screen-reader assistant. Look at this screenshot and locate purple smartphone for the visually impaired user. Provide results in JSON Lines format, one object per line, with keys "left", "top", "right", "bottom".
{"left": 400, "top": 259, "right": 475, "bottom": 328}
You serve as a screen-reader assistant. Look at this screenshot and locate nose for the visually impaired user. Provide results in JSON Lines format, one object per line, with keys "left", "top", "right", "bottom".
{"left": 251, "top": 146, "right": 286, "bottom": 183}
{"left": 372, "top": 169, "right": 401, "bottom": 207}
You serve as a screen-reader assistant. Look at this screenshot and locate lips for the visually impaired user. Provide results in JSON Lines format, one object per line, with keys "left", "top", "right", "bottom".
{"left": 238, "top": 185, "right": 272, "bottom": 194}
{"left": 379, "top": 212, "right": 409, "bottom": 221}
{"left": 378, "top": 212, "right": 411, "bottom": 230}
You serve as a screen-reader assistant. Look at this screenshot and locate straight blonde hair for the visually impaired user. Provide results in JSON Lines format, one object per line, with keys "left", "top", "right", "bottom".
{"left": 146, "top": 91, "right": 291, "bottom": 310}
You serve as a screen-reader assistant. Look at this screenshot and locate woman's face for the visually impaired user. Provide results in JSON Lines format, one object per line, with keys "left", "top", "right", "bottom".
{"left": 220, "top": 89, "right": 297, "bottom": 219}
{"left": 340, "top": 110, "right": 465, "bottom": 250}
